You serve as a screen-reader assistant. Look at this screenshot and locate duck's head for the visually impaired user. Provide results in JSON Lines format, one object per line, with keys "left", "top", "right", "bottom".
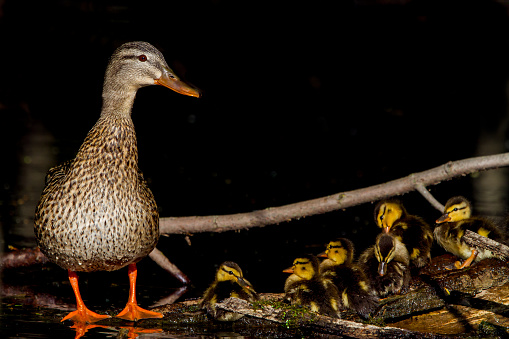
{"left": 436, "top": 196, "right": 472, "bottom": 223}
{"left": 104, "top": 41, "right": 200, "bottom": 98}
{"left": 318, "top": 238, "right": 354, "bottom": 265}
{"left": 283, "top": 255, "right": 319, "bottom": 281}
{"left": 374, "top": 234, "right": 400, "bottom": 276}
{"left": 374, "top": 200, "right": 407, "bottom": 233}
{"left": 216, "top": 261, "right": 251, "bottom": 289}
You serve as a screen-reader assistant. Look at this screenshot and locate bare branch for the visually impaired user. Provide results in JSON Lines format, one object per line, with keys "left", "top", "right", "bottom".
{"left": 148, "top": 248, "right": 190, "bottom": 284}
{"left": 413, "top": 178, "right": 444, "bottom": 212}
{"left": 160, "top": 153, "right": 509, "bottom": 234}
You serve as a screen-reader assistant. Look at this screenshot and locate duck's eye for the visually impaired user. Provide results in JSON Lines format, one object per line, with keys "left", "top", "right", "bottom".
{"left": 138, "top": 55, "right": 148, "bottom": 62}
{"left": 228, "top": 270, "right": 234, "bottom": 275}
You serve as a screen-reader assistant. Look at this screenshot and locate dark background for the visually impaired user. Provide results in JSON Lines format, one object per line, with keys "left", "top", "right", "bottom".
{"left": 1, "top": 0, "right": 509, "bottom": 297}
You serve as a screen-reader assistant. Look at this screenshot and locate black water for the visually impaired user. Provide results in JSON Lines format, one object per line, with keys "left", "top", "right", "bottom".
{"left": 2, "top": 0, "right": 509, "bottom": 338}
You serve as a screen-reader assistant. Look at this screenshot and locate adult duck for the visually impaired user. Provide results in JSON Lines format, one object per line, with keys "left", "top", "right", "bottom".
{"left": 34, "top": 41, "right": 200, "bottom": 323}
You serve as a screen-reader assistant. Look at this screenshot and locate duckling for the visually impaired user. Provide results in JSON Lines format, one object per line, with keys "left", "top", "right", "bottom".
{"left": 283, "top": 254, "right": 341, "bottom": 318}
{"left": 435, "top": 196, "right": 506, "bottom": 269}
{"left": 374, "top": 199, "right": 433, "bottom": 269}
{"left": 200, "top": 261, "right": 258, "bottom": 321}
{"left": 358, "top": 233, "right": 411, "bottom": 298}
{"left": 34, "top": 41, "right": 200, "bottom": 323}
{"left": 318, "top": 238, "right": 379, "bottom": 319}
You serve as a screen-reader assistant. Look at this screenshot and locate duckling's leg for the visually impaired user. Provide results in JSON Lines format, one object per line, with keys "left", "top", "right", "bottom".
{"left": 61, "top": 270, "right": 111, "bottom": 323}
{"left": 115, "top": 263, "right": 163, "bottom": 321}
{"left": 455, "top": 249, "right": 479, "bottom": 269}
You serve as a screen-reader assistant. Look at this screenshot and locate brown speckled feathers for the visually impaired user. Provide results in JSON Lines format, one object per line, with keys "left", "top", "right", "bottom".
{"left": 34, "top": 42, "right": 165, "bottom": 272}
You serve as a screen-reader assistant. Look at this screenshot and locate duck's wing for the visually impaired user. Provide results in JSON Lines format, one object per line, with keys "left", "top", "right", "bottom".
{"left": 44, "top": 160, "right": 74, "bottom": 187}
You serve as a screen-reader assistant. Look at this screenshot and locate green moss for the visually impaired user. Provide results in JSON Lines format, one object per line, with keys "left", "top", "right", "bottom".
{"left": 252, "top": 299, "right": 317, "bottom": 329}
{"left": 476, "top": 321, "right": 509, "bottom": 338}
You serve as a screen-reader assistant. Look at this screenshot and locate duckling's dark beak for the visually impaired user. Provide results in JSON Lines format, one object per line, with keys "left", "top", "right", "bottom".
{"left": 436, "top": 213, "right": 451, "bottom": 223}
{"left": 155, "top": 67, "right": 201, "bottom": 98}
{"left": 378, "top": 261, "right": 387, "bottom": 276}
{"left": 283, "top": 267, "right": 294, "bottom": 274}
{"left": 317, "top": 251, "right": 328, "bottom": 258}
{"left": 236, "top": 277, "right": 250, "bottom": 289}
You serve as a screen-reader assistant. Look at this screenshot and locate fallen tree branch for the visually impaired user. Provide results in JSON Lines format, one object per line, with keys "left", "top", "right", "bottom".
{"left": 148, "top": 248, "right": 190, "bottom": 284}
{"left": 462, "top": 230, "right": 509, "bottom": 260}
{"left": 160, "top": 153, "right": 509, "bottom": 234}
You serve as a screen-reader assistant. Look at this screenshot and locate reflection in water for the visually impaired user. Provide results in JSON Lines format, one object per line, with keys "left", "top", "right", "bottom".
{"left": 473, "top": 110, "right": 509, "bottom": 218}
{"left": 12, "top": 119, "right": 54, "bottom": 247}
{"left": 69, "top": 322, "right": 163, "bottom": 339}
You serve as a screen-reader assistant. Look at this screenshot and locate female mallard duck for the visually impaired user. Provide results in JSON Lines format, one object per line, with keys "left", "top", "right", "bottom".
{"left": 435, "top": 196, "right": 506, "bottom": 269}
{"left": 358, "top": 233, "right": 411, "bottom": 298}
{"left": 200, "top": 261, "right": 258, "bottom": 321}
{"left": 374, "top": 199, "right": 433, "bottom": 269}
{"left": 34, "top": 41, "right": 200, "bottom": 323}
{"left": 318, "top": 238, "right": 378, "bottom": 318}
{"left": 283, "top": 254, "right": 341, "bottom": 318}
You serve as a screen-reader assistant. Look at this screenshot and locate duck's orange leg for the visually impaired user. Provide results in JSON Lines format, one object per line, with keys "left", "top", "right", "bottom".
{"left": 115, "top": 263, "right": 163, "bottom": 321}
{"left": 62, "top": 270, "right": 111, "bottom": 323}
{"left": 455, "top": 249, "right": 479, "bottom": 269}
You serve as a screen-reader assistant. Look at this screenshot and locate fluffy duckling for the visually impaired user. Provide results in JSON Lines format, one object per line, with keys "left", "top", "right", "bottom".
{"left": 283, "top": 254, "right": 341, "bottom": 318}
{"left": 435, "top": 196, "right": 506, "bottom": 269}
{"left": 319, "top": 238, "right": 379, "bottom": 318}
{"left": 200, "top": 261, "right": 258, "bottom": 321}
{"left": 374, "top": 199, "right": 433, "bottom": 269}
{"left": 358, "top": 233, "right": 411, "bottom": 298}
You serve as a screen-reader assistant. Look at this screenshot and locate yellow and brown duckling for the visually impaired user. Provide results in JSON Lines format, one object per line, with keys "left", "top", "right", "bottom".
{"left": 318, "top": 238, "right": 378, "bottom": 319}
{"left": 200, "top": 261, "right": 258, "bottom": 321}
{"left": 34, "top": 41, "right": 200, "bottom": 323}
{"left": 435, "top": 196, "right": 506, "bottom": 269}
{"left": 283, "top": 254, "right": 341, "bottom": 318}
{"left": 374, "top": 199, "right": 433, "bottom": 269}
{"left": 358, "top": 233, "right": 411, "bottom": 298}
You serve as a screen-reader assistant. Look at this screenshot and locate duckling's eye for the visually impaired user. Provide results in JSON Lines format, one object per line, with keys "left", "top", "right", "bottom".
{"left": 228, "top": 270, "right": 234, "bottom": 275}
{"left": 453, "top": 208, "right": 458, "bottom": 212}
{"left": 138, "top": 55, "right": 148, "bottom": 62}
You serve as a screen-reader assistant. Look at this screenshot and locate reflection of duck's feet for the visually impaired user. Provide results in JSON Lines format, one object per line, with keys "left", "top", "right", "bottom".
{"left": 62, "top": 306, "right": 111, "bottom": 323}
{"left": 116, "top": 303, "right": 163, "bottom": 321}
{"left": 69, "top": 322, "right": 109, "bottom": 339}
{"left": 120, "top": 327, "right": 163, "bottom": 338}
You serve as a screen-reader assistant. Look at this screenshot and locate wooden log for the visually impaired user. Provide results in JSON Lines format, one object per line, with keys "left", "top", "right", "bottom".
{"left": 215, "top": 298, "right": 446, "bottom": 339}
{"left": 376, "top": 256, "right": 509, "bottom": 321}
{"left": 0, "top": 247, "right": 49, "bottom": 269}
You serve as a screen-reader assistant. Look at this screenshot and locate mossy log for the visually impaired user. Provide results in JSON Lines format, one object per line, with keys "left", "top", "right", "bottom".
{"left": 153, "top": 255, "right": 509, "bottom": 337}
{"left": 214, "top": 297, "right": 446, "bottom": 339}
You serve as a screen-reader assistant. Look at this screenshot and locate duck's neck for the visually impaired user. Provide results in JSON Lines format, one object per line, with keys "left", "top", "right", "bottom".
{"left": 101, "top": 77, "right": 140, "bottom": 116}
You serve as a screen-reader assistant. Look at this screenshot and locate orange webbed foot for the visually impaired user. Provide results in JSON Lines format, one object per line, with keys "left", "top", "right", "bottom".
{"left": 115, "top": 303, "right": 163, "bottom": 321}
